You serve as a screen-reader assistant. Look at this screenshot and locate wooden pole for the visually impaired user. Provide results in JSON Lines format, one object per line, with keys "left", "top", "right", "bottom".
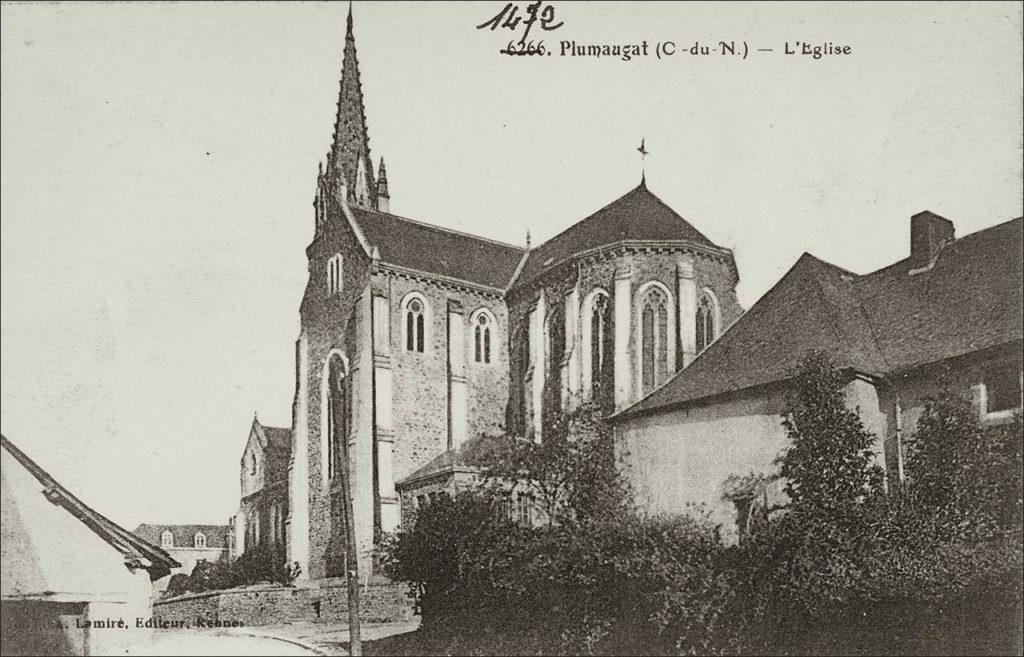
{"left": 331, "top": 363, "right": 362, "bottom": 655}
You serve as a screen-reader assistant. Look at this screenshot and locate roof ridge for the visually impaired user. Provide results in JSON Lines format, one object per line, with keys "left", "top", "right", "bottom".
{"left": 354, "top": 207, "right": 526, "bottom": 251}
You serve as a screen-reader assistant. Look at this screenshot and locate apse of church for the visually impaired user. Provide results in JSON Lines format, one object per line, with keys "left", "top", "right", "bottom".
{"left": 286, "top": 5, "right": 743, "bottom": 581}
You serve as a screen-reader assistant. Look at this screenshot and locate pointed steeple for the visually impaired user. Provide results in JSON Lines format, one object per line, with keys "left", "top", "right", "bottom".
{"left": 376, "top": 158, "right": 390, "bottom": 212}
{"left": 327, "top": 2, "right": 377, "bottom": 209}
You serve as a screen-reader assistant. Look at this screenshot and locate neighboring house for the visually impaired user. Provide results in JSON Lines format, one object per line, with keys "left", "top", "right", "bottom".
{"left": 2, "top": 435, "right": 179, "bottom": 656}
{"left": 131, "top": 523, "right": 231, "bottom": 593}
{"left": 284, "top": 7, "right": 743, "bottom": 580}
{"left": 611, "top": 214, "right": 1024, "bottom": 542}
{"left": 232, "top": 414, "right": 290, "bottom": 558}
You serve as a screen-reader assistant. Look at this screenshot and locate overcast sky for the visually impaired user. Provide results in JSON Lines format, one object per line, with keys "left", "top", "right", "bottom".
{"left": 2, "top": 1, "right": 1021, "bottom": 528}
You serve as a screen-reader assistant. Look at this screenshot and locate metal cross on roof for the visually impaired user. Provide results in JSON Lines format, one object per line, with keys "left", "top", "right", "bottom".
{"left": 637, "top": 138, "right": 649, "bottom": 183}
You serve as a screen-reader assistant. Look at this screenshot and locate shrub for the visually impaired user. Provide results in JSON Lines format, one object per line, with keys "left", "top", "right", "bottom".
{"left": 383, "top": 355, "right": 1022, "bottom": 655}
{"left": 778, "top": 352, "right": 885, "bottom": 518}
{"left": 903, "top": 392, "right": 1023, "bottom": 539}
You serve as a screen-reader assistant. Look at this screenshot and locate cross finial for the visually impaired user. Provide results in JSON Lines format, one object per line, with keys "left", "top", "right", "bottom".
{"left": 637, "top": 137, "right": 649, "bottom": 185}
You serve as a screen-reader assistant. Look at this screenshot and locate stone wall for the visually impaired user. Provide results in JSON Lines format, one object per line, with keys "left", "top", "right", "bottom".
{"left": 376, "top": 271, "right": 510, "bottom": 480}
{"left": 153, "top": 578, "right": 414, "bottom": 627}
{"left": 300, "top": 196, "right": 375, "bottom": 580}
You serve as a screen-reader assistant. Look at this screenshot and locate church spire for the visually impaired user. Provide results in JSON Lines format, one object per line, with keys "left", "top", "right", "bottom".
{"left": 327, "top": 2, "right": 377, "bottom": 209}
{"left": 376, "top": 158, "right": 390, "bottom": 212}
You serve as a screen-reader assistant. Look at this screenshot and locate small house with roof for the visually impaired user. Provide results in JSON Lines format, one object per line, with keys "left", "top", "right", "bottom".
{"left": 130, "top": 523, "right": 231, "bottom": 593}
{"left": 611, "top": 213, "right": 1023, "bottom": 541}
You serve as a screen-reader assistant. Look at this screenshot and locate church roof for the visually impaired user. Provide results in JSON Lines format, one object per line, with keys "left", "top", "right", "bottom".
{"left": 350, "top": 207, "right": 526, "bottom": 290}
{"left": 514, "top": 181, "right": 722, "bottom": 286}
{"left": 615, "top": 216, "right": 1023, "bottom": 421}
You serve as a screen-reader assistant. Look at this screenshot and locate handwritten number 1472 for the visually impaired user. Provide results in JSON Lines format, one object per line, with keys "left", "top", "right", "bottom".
{"left": 476, "top": 1, "right": 564, "bottom": 48}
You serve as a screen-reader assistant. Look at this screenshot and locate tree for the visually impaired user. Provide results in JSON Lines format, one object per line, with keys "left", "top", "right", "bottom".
{"left": 903, "top": 391, "right": 1023, "bottom": 538}
{"left": 778, "top": 352, "right": 884, "bottom": 518}
{"left": 476, "top": 402, "right": 629, "bottom": 527}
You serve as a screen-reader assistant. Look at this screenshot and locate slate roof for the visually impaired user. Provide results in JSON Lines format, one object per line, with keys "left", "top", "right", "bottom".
{"left": 1, "top": 434, "right": 180, "bottom": 579}
{"left": 348, "top": 181, "right": 723, "bottom": 292}
{"left": 396, "top": 433, "right": 512, "bottom": 489}
{"left": 132, "top": 524, "right": 231, "bottom": 549}
{"left": 349, "top": 207, "right": 526, "bottom": 290}
{"left": 515, "top": 181, "right": 721, "bottom": 286}
{"left": 615, "top": 216, "right": 1023, "bottom": 421}
{"left": 252, "top": 419, "right": 291, "bottom": 453}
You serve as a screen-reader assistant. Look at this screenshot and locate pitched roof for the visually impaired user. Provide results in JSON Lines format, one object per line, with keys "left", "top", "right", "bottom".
{"left": 1, "top": 434, "right": 180, "bottom": 579}
{"left": 615, "top": 216, "right": 1023, "bottom": 420}
{"left": 132, "top": 524, "right": 230, "bottom": 549}
{"left": 350, "top": 207, "right": 526, "bottom": 290}
{"left": 252, "top": 418, "right": 291, "bottom": 453}
{"left": 515, "top": 181, "right": 721, "bottom": 286}
{"left": 853, "top": 217, "right": 1023, "bottom": 372}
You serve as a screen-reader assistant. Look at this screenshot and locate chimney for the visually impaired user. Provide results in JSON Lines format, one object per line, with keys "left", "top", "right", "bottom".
{"left": 909, "top": 211, "right": 954, "bottom": 271}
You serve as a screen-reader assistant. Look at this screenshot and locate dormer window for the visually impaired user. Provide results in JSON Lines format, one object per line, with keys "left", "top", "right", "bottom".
{"left": 161, "top": 530, "right": 174, "bottom": 548}
{"left": 194, "top": 532, "right": 206, "bottom": 548}
{"left": 327, "top": 254, "right": 343, "bottom": 295}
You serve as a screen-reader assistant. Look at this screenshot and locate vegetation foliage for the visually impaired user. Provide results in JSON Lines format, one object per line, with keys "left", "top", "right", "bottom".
{"left": 381, "top": 353, "right": 1022, "bottom": 655}
{"left": 164, "top": 543, "right": 295, "bottom": 598}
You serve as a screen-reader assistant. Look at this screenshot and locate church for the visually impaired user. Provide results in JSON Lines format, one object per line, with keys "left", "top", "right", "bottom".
{"left": 283, "top": 7, "right": 742, "bottom": 580}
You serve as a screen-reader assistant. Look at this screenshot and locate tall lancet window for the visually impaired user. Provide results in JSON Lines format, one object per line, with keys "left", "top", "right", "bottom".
{"left": 474, "top": 312, "right": 493, "bottom": 364}
{"left": 326, "top": 354, "right": 350, "bottom": 481}
{"left": 590, "top": 293, "right": 611, "bottom": 399}
{"left": 405, "top": 298, "right": 426, "bottom": 352}
{"left": 696, "top": 293, "right": 717, "bottom": 354}
{"left": 640, "top": 287, "right": 669, "bottom": 395}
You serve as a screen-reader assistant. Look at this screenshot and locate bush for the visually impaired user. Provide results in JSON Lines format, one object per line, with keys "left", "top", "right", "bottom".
{"left": 164, "top": 543, "right": 293, "bottom": 597}
{"left": 383, "top": 356, "right": 1022, "bottom": 655}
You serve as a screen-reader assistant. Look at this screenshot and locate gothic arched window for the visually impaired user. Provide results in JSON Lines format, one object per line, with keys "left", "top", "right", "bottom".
{"left": 404, "top": 297, "right": 426, "bottom": 353}
{"left": 194, "top": 532, "right": 206, "bottom": 548}
{"left": 326, "top": 254, "right": 343, "bottom": 295}
{"left": 696, "top": 293, "right": 717, "bottom": 354}
{"left": 640, "top": 287, "right": 670, "bottom": 395}
{"left": 590, "top": 293, "right": 611, "bottom": 399}
{"left": 326, "top": 353, "right": 350, "bottom": 481}
{"left": 249, "top": 453, "right": 257, "bottom": 475}
{"left": 473, "top": 311, "right": 494, "bottom": 364}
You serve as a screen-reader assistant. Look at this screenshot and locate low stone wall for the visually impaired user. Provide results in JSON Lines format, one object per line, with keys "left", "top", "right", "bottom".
{"left": 153, "top": 577, "right": 414, "bottom": 627}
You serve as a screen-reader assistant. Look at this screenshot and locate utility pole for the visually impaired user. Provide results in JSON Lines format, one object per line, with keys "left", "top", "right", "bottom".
{"left": 331, "top": 364, "right": 362, "bottom": 655}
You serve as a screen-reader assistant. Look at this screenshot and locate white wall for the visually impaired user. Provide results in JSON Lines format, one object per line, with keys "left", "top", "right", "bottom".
{"left": 615, "top": 387, "right": 791, "bottom": 542}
